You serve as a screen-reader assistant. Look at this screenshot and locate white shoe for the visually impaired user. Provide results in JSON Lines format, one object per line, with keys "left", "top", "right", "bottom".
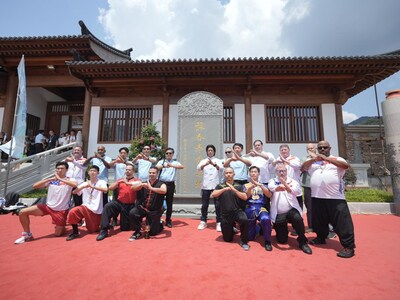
{"left": 197, "top": 221, "right": 207, "bottom": 230}
{"left": 233, "top": 227, "right": 239, "bottom": 234}
{"left": 14, "top": 232, "right": 33, "bottom": 244}
{"left": 216, "top": 222, "right": 222, "bottom": 232}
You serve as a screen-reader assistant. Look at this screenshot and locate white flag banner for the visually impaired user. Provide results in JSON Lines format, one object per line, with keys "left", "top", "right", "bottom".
{"left": 12, "top": 56, "right": 27, "bottom": 159}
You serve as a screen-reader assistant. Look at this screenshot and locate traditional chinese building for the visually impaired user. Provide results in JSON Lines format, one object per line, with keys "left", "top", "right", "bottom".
{"left": 1, "top": 21, "right": 400, "bottom": 194}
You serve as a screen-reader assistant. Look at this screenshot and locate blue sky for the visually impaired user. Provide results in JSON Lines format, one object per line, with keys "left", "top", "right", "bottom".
{"left": 1, "top": 0, "right": 399, "bottom": 123}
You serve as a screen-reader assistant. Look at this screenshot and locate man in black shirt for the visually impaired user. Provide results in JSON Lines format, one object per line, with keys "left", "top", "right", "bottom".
{"left": 128, "top": 167, "right": 167, "bottom": 241}
{"left": 212, "top": 167, "right": 250, "bottom": 250}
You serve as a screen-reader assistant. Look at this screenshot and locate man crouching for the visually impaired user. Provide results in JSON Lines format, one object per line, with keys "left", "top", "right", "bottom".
{"left": 14, "top": 161, "right": 78, "bottom": 244}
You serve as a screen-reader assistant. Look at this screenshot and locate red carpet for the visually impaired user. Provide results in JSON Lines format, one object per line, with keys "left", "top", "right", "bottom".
{"left": 0, "top": 213, "right": 399, "bottom": 299}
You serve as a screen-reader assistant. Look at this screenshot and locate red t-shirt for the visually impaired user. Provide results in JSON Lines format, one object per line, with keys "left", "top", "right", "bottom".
{"left": 117, "top": 178, "right": 141, "bottom": 204}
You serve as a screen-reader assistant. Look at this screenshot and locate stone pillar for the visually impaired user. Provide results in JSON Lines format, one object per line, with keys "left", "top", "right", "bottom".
{"left": 177, "top": 91, "right": 223, "bottom": 195}
{"left": 82, "top": 90, "right": 92, "bottom": 156}
{"left": 382, "top": 89, "right": 400, "bottom": 215}
{"left": 1, "top": 71, "right": 18, "bottom": 137}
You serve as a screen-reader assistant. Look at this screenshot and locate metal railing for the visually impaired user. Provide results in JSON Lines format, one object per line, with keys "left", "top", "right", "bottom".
{"left": 0, "top": 143, "right": 77, "bottom": 196}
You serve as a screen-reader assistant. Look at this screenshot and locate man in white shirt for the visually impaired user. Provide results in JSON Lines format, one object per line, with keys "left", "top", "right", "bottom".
{"left": 156, "top": 147, "right": 184, "bottom": 228}
{"left": 268, "top": 163, "right": 312, "bottom": 255}
{"left": 66, "top": 165, "right": 108, "bottom": 240}
{"left": 132, "top": 145, "right": 157, "bottom": 182}
{"left": 302, "top": 140, "right": 355, "bottom": 258}
{"left": 14, "top": 161, "right": 78, "bottom": 244}
{"left": 34, "top": 130, "right": 46, "bottom": 154}
{"left": 196, "top": 144, "right": 223, "bottom": 231}
{"left": 64, "top": 146, "right": 86, "bottom": 207}
{"left": 245, "top": 140, "right": 275, "bottom": 184}
{"left": 223, "top": 143, "right": 251, "bottom": 185}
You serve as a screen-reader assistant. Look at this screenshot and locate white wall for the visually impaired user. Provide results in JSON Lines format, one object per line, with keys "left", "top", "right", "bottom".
{"left": 252, "top": 104, "right": 266, "bottom": 143}
{"left": 321, "top": 103, "right": 339, "bottom": 156}
{"left": 153, "top": 105, "right": 163, "bottom": 134}
{"left": 234, "top": 104, "right": 246, "bottom": 149}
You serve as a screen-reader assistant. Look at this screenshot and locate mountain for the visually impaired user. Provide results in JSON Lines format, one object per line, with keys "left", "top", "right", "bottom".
{"left": 348, "top": 116, "right": 383, "bottom": 125}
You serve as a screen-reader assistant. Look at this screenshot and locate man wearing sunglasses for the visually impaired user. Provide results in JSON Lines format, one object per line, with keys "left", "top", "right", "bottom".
{"left": 302, "top": 140, "right": 355, "bottom": 258}
{"left": 156, "top": 148, "right": 184, "bottom": 228}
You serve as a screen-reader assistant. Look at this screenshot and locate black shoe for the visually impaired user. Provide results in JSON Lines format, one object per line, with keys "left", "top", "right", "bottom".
{"left": 290, "top": 230, "right": 298, "bottom": 237}
{"left": 300, "top": 243, "right": 313, "bottom": 255}
{"left": 309, "top": 237, "right": 326, "bottom": 245}
{"left": 327, "top": 231, "right": 337, "bottom": 239}
{"left": 166, "top": 221, "right": 172, "bottom": 228}
{"left": 128, "top": 231, "right": 142, "bottom": 241}
{"left": 66, "top": 233, "right": 79, "bottom": 241}
{"left": 337, "top": 248, "right": 355, "bottom": 258}
{"left": 264, "top": 241, "right": 273, "bottom": 252}
{"left": 305, "top": 228, "right": 313, "bottom": 233}
{"left": 96, "top": 230, "right": 109, "bottom": 241}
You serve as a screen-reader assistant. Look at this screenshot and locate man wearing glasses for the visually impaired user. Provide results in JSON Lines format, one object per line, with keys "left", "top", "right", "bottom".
{"left": 268, "top": 163, "right": 312, "bottom": 255}
{"left": 156, "top": 148, "right": 184, "bottom": 228}
{"left": 132, "top": 145, "right": 157, "bottom": 182}
{"left": 302, "top": 140, "right": 356, "bottom": 258}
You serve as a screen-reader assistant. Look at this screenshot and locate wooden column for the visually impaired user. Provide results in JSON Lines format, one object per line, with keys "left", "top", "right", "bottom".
{"left": 162, "top": 91, "right": 169, "bottom": 147}
{"left": 244, "top": 89, "right": 253, "bottom": 152}
{"left": 335, "top": 104, "right": 346, "bottom": 158}
{"left": 82, "top": 90, "right": 92, "bottom": 156}
{"left": 1, "top": 71, "right": 18, "bottom": 137}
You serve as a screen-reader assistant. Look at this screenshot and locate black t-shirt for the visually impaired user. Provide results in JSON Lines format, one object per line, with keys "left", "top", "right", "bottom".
{"left": 214, "top": 183, "right": 245, "bottom": 214}
{"left": 136, "top": 180, "right": 165, "bottom": 212}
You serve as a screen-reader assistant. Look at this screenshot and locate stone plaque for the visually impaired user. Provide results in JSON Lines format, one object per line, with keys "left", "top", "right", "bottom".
{"left": 176, "top": 91, "right": 223, "bottom": 195}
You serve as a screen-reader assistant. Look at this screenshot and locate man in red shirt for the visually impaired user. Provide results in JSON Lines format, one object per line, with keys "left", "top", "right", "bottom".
{"left": 96, "top": 164, "right": 142, "bottom": 241}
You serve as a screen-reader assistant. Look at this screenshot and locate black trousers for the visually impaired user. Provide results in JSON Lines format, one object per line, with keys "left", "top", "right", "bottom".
{"left": 221, "top": 209, "right": 248, "bottom": 243}
{"left": 164, "top": 182, "right": 175, "bottom": 222}
{"left": 100, "top": 200, "right": 135, "bottom": 231}
{"left": 303, "top": 187, "right": 312, "bottom": 228}
{"left": 274, "top": 208, "right": 308, "bottom": 245}
{"left": 129, "top": 206, "right": 163, "bottom": 236}
{"left": 312, "top": 197, "right": 355, "bottom": 249}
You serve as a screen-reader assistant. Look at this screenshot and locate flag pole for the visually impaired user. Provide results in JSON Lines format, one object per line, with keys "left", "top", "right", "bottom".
{"left": 3, "top": 56, "right": 24, "bottom": 198}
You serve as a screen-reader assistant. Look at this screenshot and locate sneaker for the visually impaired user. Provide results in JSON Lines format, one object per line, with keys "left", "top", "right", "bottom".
{"left": 290, "top": 230, "right": 298, "bottom": 237}
{"left": 128, "top": 231, "right": 142, "bottom": 241}
{"left": 305, "top": 228, "right": 313, "bottom": 233}
{"left": 197, "top": 221, "right": 207, "bottom": 230}
{"left": 216, "top": 222, "right": 222, "bottom": 232}
{"left": 14, "top": 232, "right": 33, "bottom": 244}
{"left": 240, "top": 240, "right": 250, "bottom": 251}
{"left": 166, "top": 221, "right": 172, "bottom": 228}
{"left": 96, "top": 230, "right": 109, "bottom": 241}
{"left": 309, "top": 237, "right": 326, "bottom": 245}
{"left": 265, "top": 241, "right": 273, "bottom": 252}
{"left": 337, "top": 248, "right": 355, "bottom": 258}
{"left": 327, "top": 231, "right": 337, "bottom": 239}
{"left": 233, "top": 227, "right": 239, "bottom": 234}
{"left": 66, "top": 233, "right": 79, "bottom": 241}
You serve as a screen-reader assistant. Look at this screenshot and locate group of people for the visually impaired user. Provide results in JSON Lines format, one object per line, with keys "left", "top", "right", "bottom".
{"left": 13, "top": 139, "right": 355, "bottom": 258}
{"left": 24, "top": 129, "right": 78, "bottom": 156}
{"left": 14, "top": 144, "right": 184, "bottom": 244}
{"left": 197, "top": 140, "right": 355, "bottom": 258}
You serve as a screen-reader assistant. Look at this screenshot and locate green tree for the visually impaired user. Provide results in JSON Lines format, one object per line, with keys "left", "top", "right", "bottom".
{"left": 129, "top": 122, "right": 165, "bottom": 160}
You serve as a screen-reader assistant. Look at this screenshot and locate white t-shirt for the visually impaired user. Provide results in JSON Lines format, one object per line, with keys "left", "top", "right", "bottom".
{"left": 308, "top": 156, "right": 346, "bottom": 200}
{"left": 77, "top": 179, "right": 107, "bottom": 214}
{"left": 46, "top": 178, "right": 76, "bottom": 211}
{"left": 268, "top": 177, "right": 302, "bottom": 222}
{"left": 66, "top": 158, "right": 86, "bottom": 184}
{"left": 197, "top": 157, "right": 222, "bottom": 190}
{"left": 247, "top": 151, "right": 275, "bottom": 183}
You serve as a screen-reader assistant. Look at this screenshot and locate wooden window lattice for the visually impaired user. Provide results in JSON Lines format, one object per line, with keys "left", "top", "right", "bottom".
{"left": 265, "top": 105, "right": 321, "bottom": 143}
{"left": 100, "top": 107, "right": 152, "bottom": 142}
{"left": 223, "top": 106, "right": 235, "bottom": 143}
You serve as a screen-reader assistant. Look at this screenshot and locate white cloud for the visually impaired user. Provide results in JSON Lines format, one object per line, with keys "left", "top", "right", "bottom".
{"left": 342, "top": 111, "right": 358, "bottom": 124}
{"left": 98, "top": 0, "right": 310, "bottom": 59}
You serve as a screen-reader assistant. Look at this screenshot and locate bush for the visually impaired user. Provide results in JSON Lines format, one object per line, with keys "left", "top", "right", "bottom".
{"left": 129, "top": 122, "right": 165, "bottom": 161}
{"left": 345, "top": 188, "right": 393, "bottom": 202}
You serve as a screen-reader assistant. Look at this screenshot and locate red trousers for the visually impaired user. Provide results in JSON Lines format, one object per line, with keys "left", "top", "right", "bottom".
{"left": 67, "top": 205, "right": 101, "bottom": 233}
